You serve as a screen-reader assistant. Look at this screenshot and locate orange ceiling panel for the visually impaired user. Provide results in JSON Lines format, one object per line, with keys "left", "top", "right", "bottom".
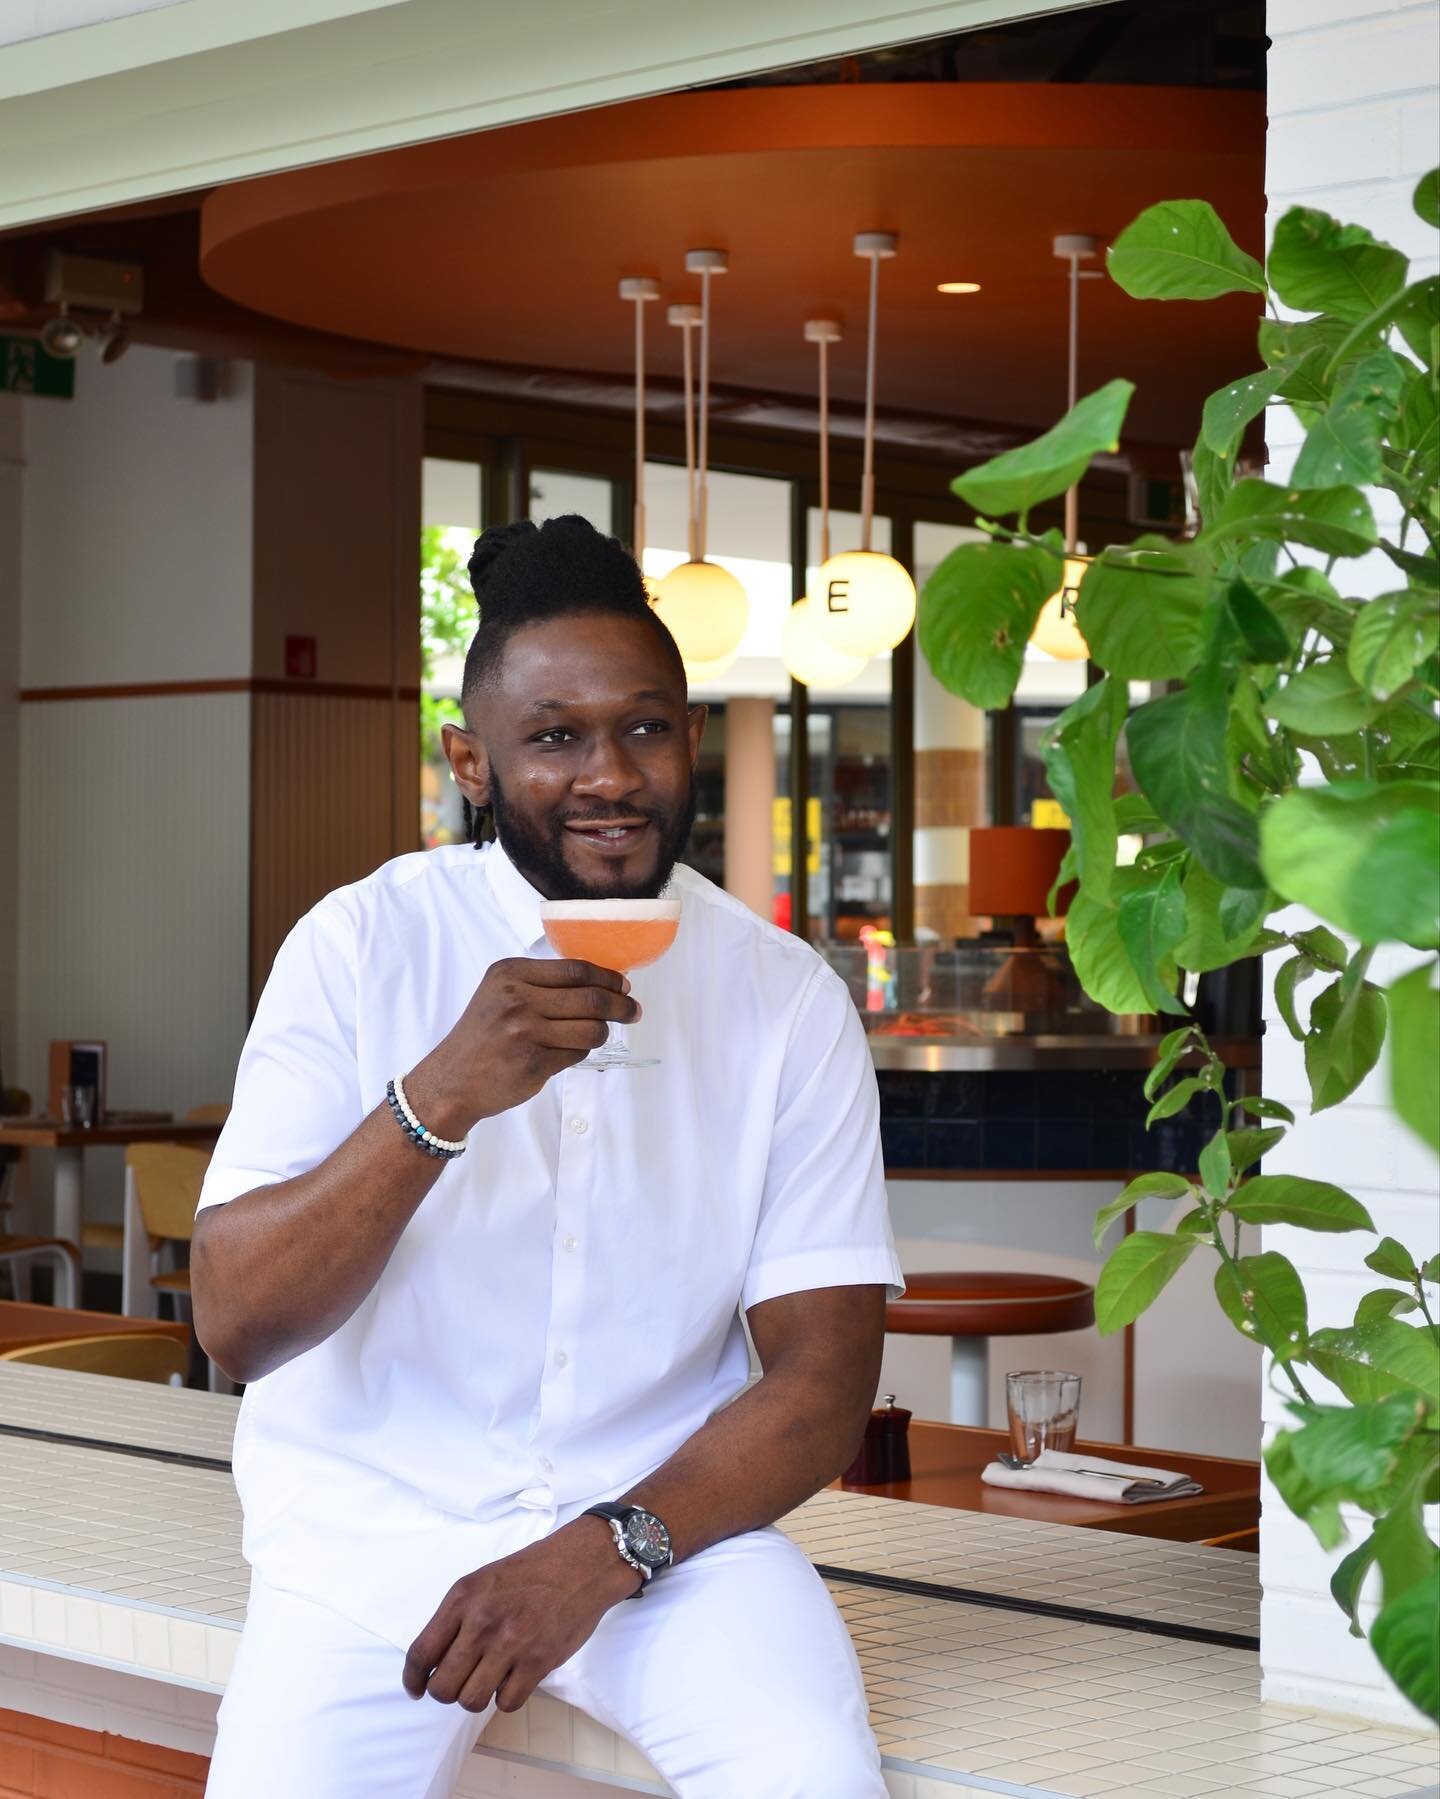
{"left": 200, "top": 85, "right": 1264, "bottom": 446}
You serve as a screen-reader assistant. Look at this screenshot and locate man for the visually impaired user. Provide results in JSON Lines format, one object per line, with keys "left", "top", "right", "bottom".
{"left": 193, "top": 514, "right": 902, "bottom": 1798}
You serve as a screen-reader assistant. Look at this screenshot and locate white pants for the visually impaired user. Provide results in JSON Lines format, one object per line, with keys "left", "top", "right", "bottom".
{"left": 206, "top": 1526, "right": 885, "bottom": 1799}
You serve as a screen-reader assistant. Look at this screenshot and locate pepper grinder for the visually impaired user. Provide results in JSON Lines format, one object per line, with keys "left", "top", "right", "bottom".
{"left": 841, "top": 1394, "right": 912, "bottom": 1487}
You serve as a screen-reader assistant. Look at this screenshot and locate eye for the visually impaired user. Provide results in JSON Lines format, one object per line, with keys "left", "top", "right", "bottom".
{"left": 629, "top": 719, "right": 670, "bottom": 736}
{"left": 532, "top": 727, "right": 576, "bottom": 745}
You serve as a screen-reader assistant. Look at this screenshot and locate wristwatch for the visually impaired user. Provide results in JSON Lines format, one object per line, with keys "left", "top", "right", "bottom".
{"left": 582, "top": 1503, "right": 673, "bottom": 1595}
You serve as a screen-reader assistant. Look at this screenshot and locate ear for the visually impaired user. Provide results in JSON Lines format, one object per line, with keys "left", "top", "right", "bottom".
{"left": 685, "top": 703, "right": 709, "bottom": 768}
{"left": 441, "top": 721, "right": 491, "bottom": 809}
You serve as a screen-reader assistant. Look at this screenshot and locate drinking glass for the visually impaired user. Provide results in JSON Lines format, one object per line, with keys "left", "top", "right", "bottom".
{"left": 539, "top": 897, "right": 682, "bottom": 1071}
{"left": 61, "top": 1084, "right": 97, "bottom": 1128}
{"left": 1006, "top": 1370, "right": 1081, "bottom": 1465}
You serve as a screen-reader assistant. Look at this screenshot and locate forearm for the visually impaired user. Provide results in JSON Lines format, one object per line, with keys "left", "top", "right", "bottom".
{"left": 621, "top": 1354, "right": 874, "bottom": 1566}
{"left": 191, "top": 1097, "right": 451, "bottom": 1384}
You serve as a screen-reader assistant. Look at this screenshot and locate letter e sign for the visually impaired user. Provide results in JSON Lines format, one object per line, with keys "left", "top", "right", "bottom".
{"left": 826, "top": 577, "right": 850, "bottom": 615}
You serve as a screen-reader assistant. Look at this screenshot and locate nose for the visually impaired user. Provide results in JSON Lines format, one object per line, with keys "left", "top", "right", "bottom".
{"left": 572, "top": 732, "right": 645, "bottom": 805}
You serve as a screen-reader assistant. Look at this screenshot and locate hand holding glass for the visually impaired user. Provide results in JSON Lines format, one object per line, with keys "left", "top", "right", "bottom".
{"left": 540, "top": 898, "right": 681, "bottom": 1070}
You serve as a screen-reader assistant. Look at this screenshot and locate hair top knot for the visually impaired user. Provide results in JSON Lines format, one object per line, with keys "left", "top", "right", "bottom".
{"left": 466, "top": 520, "right": 539, "bottom": 611}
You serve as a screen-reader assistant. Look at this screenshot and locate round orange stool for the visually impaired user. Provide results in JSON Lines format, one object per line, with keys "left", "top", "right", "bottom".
{"left": 885, "top": 1272, "right": 1096, "bottom": 1424}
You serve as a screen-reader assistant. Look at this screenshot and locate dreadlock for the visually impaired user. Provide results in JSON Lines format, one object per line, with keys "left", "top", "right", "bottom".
{"left": 458, "top": 515, "right": 685, "bottom": 847}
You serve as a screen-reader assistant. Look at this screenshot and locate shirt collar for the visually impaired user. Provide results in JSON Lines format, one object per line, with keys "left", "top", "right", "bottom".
{"left": 484, "top": 839, "right": 548, "bottom": 952}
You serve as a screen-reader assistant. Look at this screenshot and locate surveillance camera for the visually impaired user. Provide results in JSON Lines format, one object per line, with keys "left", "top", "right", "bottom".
{"left": 40, "top": 309, "right": 85, "bottom": 359}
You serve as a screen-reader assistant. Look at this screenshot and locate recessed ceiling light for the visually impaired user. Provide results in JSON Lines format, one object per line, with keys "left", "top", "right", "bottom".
{"left": 937, "top": 281, "right": 982, "bottom": 294}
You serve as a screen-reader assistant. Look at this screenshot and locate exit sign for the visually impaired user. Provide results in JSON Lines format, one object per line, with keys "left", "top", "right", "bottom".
{"left": 0, "top": 336, "right": 75, "bottom": 399}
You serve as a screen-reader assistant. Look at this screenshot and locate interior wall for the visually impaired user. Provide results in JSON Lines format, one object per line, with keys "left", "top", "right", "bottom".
{"left": 248, "top": 364, "right": 421, "bottom": 1000}
{"left": 11, "top": 346, "right": 254, "bottom": 1235}
{"left": 1261, "top": 0, "right": 1440, "bottom": 1730}
{"left": 0, "top": 398, "right": 22, "bottom": 1093}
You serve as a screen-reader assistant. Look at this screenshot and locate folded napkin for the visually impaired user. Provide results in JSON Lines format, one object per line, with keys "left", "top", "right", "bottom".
{"left": 981, "top": 1448, "right": 1204, "bottom": 1505}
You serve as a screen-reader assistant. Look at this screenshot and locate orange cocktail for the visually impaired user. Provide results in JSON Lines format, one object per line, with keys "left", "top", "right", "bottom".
{"left": 539, "top": 898, "right": 682, "bottom": 1069}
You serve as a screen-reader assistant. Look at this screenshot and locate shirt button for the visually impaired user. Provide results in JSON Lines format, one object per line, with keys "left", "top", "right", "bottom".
{"left": 539, "top": 1456, "right": 554, "bottom": 1475}
{"left": 568, "top": 1116, "right": 589, "bottom": 1135}
{"left": 553, "top": 1350, "right": 569, "bottom": 1369}
{"left": 563, "top": 1235, "right": 578, "bottom": 1252}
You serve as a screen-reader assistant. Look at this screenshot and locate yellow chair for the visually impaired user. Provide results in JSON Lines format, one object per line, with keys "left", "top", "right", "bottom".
{"left": 121, "top": 1143, "right": 211, "bottom": 1319}
{"left": 0, "top": 1332, "right": 187, "bottom": 1385}
{"left": 185, "top": 1103, "right": 231, "bottom": 1125}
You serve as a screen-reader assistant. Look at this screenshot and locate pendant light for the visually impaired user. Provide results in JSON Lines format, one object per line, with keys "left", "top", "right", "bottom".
{"left": 652, "top": 249, "right": 749, "bottom": 671}
{"left": 619, "top": 275, "right": 661, "bottom": 556}
{"left": 783, "top": 318, "right": 868, "bottom": 690}
{"left": 1031, "top": 233, "right": 1098, "bottom": 662}
{"left": 813, "top": 232, "right": 916, "bottom": 658}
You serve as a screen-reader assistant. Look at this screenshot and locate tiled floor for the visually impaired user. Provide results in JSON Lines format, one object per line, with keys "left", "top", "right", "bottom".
{"left": 1, "top": 1365, "right": 1435, "bottom": 1797}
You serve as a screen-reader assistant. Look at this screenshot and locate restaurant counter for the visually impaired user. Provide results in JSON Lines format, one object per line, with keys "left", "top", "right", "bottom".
{"left": 2, "top": 1365, "right": 1432, "bottom": 1798}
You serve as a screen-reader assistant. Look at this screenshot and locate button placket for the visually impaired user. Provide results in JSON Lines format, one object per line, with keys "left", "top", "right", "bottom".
{"left": 535, "top": 1072, "right": 592, "bottom": 1477}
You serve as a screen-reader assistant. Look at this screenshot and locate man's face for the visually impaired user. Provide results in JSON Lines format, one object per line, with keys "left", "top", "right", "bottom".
{"left": 444, "top": 613, "right": 706, "bottom": 901}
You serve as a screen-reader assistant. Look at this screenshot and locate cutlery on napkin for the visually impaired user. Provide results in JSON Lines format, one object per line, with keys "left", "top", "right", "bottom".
{"left": 981, "top": 1448, "right": 1204, "bottom": 1504}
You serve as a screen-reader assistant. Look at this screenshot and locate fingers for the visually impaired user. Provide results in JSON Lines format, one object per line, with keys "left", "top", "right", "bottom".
{"left": 516, "top": 958, "right": 629, "bottom": 993}
{"left": 403, "top": 1610, "right": 459, "bottom": 1700}
{"left": 536, "top": 983, "right": 641, "bottom": 1025}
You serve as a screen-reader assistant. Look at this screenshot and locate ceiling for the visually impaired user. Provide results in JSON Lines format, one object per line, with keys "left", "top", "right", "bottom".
{"left": 197, "top": 84, "right": 1263, "bottom": 449}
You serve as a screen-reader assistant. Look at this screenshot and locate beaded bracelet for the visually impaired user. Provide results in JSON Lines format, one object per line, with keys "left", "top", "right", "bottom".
{"left": 386, "top": 1074, "right": 467, "bottom": 1159}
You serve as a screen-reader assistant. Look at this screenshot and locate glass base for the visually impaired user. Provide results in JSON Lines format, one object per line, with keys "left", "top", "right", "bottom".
{"left": 579, "top": 1045, "right": 660, "bottom": 1071}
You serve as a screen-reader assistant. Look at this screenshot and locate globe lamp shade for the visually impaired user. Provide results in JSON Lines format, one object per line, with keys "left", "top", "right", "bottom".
{"left": 813, "top": 550, "right": 916, "bottom": 656}
{"left": 781, "top": 597, "right": 868, "bottom": 689}
{"left": 651, "top": 559, "right": 749, "bottom": 664}
{"left": 683, "top": 648, "right": 739, "bottom": 684}
{"left": 1031, "top": 557, "right": 1090, "bottom": 661}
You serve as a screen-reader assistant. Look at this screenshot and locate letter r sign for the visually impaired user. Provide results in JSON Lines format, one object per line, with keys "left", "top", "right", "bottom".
{"left": 826, "top": 578, "right": 850, "bottom": 614}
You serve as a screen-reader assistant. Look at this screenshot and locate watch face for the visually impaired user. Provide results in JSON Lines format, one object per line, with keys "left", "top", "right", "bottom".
{"left": 624, "top": 1510, "right": 671, "bottom": 1568}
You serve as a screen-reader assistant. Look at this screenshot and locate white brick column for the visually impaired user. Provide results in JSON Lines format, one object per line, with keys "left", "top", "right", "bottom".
{"left": 1261, "top": 0, "right": 1440, "bottom": 1727}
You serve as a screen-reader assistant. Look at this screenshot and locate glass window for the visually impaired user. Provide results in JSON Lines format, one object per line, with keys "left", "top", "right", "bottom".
{"left": 420, "top": 458, "right": 484, "bottom": 849}
{"left": 530, "top": 468, "right": 614, "bottom": 533}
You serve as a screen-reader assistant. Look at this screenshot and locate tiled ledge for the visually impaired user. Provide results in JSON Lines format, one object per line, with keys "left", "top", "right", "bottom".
{"left": 2, "top": 1366, "right": 1435, "bottom": 1798}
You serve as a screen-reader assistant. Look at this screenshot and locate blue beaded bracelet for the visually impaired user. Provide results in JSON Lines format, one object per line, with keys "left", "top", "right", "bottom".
{"left": 385, "top": 1076, "right": 466, "bottom": 1159}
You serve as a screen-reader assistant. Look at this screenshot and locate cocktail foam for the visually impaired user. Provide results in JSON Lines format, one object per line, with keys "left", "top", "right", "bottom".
{"left": 538, "top": 899, "right": 682, "bottom": 921}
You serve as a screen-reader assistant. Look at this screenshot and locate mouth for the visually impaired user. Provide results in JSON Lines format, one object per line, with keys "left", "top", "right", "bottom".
{"left": 562, "top": 818, "right": 653, "bottom": 856}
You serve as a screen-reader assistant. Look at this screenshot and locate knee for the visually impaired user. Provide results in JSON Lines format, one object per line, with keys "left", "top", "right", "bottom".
{"left": 724, "top": 1721, "right": 886, "bottom": 1799}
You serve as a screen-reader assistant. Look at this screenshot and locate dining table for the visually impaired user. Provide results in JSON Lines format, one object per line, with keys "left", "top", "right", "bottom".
{"left": 0, "top": 1115, "right": 222, "bottom": 1255}
{"left": 0, "top": 1298, "right": 190, "bottom": 1357}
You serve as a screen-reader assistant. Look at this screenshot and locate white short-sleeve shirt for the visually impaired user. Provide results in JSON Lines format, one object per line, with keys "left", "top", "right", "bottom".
{"left": 200, "top": 841, "right": 901, "bottom": 1648}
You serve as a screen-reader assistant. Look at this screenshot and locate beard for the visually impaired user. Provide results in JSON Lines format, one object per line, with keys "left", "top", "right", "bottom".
{"left": 488, "top": 771, "right": 698, "bottom": 901}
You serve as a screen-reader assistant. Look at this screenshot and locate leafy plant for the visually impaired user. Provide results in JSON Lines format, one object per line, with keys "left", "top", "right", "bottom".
{"left": 420, "top": 524, "right": 473, "bottom": 767}
{"left": 920, "top": 175, "right": 1440, "bottom": 1722}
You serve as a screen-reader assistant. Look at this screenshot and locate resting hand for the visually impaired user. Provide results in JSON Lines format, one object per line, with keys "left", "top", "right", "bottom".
{"left": 403, "top": 1517, "right": 640, "bottom": 1713}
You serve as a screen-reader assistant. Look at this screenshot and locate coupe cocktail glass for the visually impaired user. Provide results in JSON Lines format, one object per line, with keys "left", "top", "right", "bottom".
{"left": 539, "top": 897, "right": 681, "bottom": 1071}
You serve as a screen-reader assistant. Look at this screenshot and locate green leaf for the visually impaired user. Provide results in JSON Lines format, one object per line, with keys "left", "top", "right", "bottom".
{"left": 1389, "top": 962, "right": 1440, "bottom": 1153}
{"left": 1198, "top": 1128, "right": 1232, "bottom": 1200}
{"left": 1075, "top": 538, "right": 1213, "bottom": 681}
{"left": 1227, "top": 1175, "right": 1376, "bottom": 1233}
{"left": 1234, "top": 1095, "right": 1295, "bottom": 1125}
{"left": 1045, "top": 839, "right": 1080, "bottom": 918}
{"left": 1371, "top": 1567, "right": 1440, "bottom": 1724}
{"left": 1201, "top": 367, "right": 1291, "bottom": 457}
{"left": 1093, "top": 1172, "right": 1193, "bottom": 1248}
{"left": 950, "top": 381, "right": 1135, "bottom": 519}
{"left": 1373, "top": 1491, "right": 1440, "bottom": 1604}
{"left": 1094, "top": 1231, "right": 1197, "bottom": 1335}
{"left": 1329, "top": 1318, "right": 1440, "bottom": 1403}
{"left": 1214, "top": 1252, "right": 1308, "bottom": 1358}
{"left": 1205, "top": 480, "right": 1378, "bottom": 559}
{"left": 1261, "top": 782, "right": 1440, "bottom": 949}
{"left": 1127, "top": 678, "right": 1264, "bottom": 891}
{"left": 1258, "top": 315, "right": 1353, "bottom": 404}
{"left": 1226, "top": 578, "right": 1291, "bottom": 664}
{"left": 1108, "top": 199, "right": 1267, "bottom": 301}
{"left": 1349, "top": 592, "right": 1440, "bottom": 703}
{"left": 1292, "top": 351, "right": 1407, "bottom": 488}
{"left": 1416, "top": 169, "right": 1440, "bottom": 230}
{"left": 1189, "top": 435, "right": 1234, "bottom": 526}
{"left": 1331, "top": 1532, "right": 1380, "bottom": 1636}
{"left": 1146, "top": 1075, "right": 1205, "bottom": 1126}
{"left": 1227, "top": 1127, "right": 1285, "bottom": 1175}
{"left": 1041, "top": 676, "right": 1127, "bottom": 903}
{"left": 1266, "top": 661, "right": 1383, "bottom": 735}
{"left": 1067, "top": 866, "right": 1185, "bottom": 1015}
{"left": 1143, "top": 1025, "right": 1198, "bottom": 1101}
{"left": 1116, "top": 862, "right": 1189, "bottom": 1015}
{"left": 1275, "top": 953, "right": 1318, "bottom": 1042}
{"left": 1290, "top": 1399, "right": 1417, "bottom": 1490}
{"left": 1367, "top": 1238, "right": 1420, "bottom": 1282}
{"left": 918, "top": 540, "right": 1062, "bottom": 709}
{"left": 1176, "top": 864, "right": 1267, "bottom": 973}
{"left": 1291, "top": 926, "right": 1348, "bottom": 973}
{"left": 1305, "top": 977, "right": 1388, "bottom": 1114}
{"left": 1265, "top": 1430, "right": 1346, "bottom": 1550}
{"left": 1114, "top": 793, "right": 1163, "bottom": 835}
{"left": 1268, "top": 206, "right": 1409, "bottom": 323}
{"left": 1357, "top": 1288, "right": 1421, "bottom": 1327}
{"left": 1423, "top": 1255, "right": 1440, "bottom": 1283}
